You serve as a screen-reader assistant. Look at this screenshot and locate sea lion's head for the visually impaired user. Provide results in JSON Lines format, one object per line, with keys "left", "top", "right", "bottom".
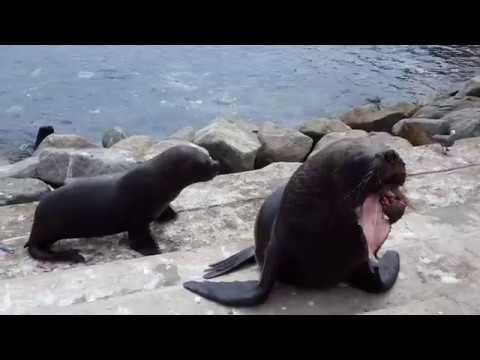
{"left": 153, "top": 144, "right": 221, "bottom": 184}
{"left": 325, "top": 138, "right": 408, "bottom": 258}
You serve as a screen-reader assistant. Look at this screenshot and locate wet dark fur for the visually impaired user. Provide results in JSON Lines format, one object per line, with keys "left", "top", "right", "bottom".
{"left": 25, "top": 145, "right": 220, "bottom": 263}
{"left": 184, "top": 137, "right": 406, "bottom": 307}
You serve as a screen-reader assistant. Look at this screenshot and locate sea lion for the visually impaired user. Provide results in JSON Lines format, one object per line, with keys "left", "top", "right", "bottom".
{"left": 34, "top": 126, "right": 55, "bottom": 150}
{"left": 184, "top": 137, "right": 408, "bottom": 307}
{"left": 25, "top": 145, "right": 220, "bottom": 263}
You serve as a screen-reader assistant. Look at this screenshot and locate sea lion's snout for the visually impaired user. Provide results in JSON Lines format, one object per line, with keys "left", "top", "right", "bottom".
{"left": 380, "top": 149, "right": 406, "bottom": 187}
{"left": 383, "top": 149, "right": 400, "bottom": 164}
{"left": 382, "top": 149, "right": 405, "bottom": 170}
{"left": 196, "top": 157, "right": 221, "bottom": 182}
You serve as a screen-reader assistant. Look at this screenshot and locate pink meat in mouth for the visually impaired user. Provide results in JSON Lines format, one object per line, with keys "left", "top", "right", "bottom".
{"left": 358, "top": 189, "right": 406, "bottom": 258}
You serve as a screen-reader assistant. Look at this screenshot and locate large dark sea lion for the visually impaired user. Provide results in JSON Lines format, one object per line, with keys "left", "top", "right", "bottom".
{"left": 25, "top": 145, "right": 220, "bottom": 263}
{"left": 184, "top": 137, "right": 408, "bottom": 307}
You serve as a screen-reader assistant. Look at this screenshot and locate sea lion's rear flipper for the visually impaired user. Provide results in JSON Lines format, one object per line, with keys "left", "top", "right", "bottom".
{"left": 347, "top": 250, "right": 400, "bottom": 293}
{"left": 184, "top": 238, "right": 280, "bottom": 307}
{"left": 203, "top": 246, "right": 256, "bottom": 279}
{"left": 183, "top": 280, "right": 263, "bottom": 306}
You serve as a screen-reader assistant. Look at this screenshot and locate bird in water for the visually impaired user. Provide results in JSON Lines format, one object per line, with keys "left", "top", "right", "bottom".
{"left": 366, "top": 96, "right": 382, "bottom": 110}
{"left": 432, "top": 129, "right": 456, "bottom": 155}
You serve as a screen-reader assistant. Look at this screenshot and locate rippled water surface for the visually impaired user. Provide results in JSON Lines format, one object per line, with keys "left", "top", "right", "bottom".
{"left": 1, "top": 45, "right": 480, "bottom": 158}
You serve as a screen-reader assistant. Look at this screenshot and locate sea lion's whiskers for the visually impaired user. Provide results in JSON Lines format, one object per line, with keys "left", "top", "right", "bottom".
{"left": 344, "top": 168, "right": 375, "bottom": 201}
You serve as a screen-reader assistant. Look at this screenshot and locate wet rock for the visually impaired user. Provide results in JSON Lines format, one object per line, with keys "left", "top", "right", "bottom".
{"left": 394, "top": 108, "right": 480, "bottom": 146}
{"left": 167, "top": 127, "right": 196, "bottom": 142}
{"left": 308, "top": 130, "right": 411, "bottom": 160}
{"left": 102, "top": 127, "right": 128, "bottom": 148}
{"left": 308, "top": 130, "right": 368, "bottom": 159}
{"left": 0, "top": 178, "right": 50, "bottom": 206}
{"left": 458, "top": 76, "right": 480, "bottom": 97}
{"left": 256, "top": 122, "right": 313, "bottom": 168}
{"left": 366, "top": 132, "right": 413, "bottom": 152}
{"left": 441, "top": 108, "right": 480, "bottom": 139}
{"left": 7, "top": 148, "right": 34, "bottom": 164}
{"left": 36, "top": 148, "right": 138, "bottom": 186}
{"left": 143, "top": 140, "right": 208, "bottom": 161}
{"left": 0, "top": 157, "right": 39, "bottom": 179}
{"left": 35, "top": 134, "right": 98, "bottom": 153}
{"left": 413, "top": 96, "right": 480, "bottom": 119}
{"left": 298, "top": 117, "right": 351, "bottom": 143}
{"left": 340, "top": 102, "right": 419, "bottom": 132}
{"left": 213, "top": 115, "right": 259, "bottom": 134}
{"left": 111, "top": 135, "right": 159, "bottom": 159}
{"left": 193, "top": 119, "right": 261, "bottom": 173}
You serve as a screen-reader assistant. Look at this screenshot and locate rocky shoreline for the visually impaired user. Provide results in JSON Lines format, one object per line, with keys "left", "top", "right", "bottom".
{"left": 1, "top": 75, "right": 479, "bottom": 194}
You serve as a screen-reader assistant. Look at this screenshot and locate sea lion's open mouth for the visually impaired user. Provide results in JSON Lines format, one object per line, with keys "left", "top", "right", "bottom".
{"left": 358, "top": 185, "right": 407, "bottom": 259}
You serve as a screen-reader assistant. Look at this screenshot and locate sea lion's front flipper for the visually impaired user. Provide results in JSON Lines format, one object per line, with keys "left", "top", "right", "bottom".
{"left": 184, "top": 235, "right": 280, "bottom": 307}
{"left": 156, "top": 205, "right": 178, "bottom": 223}
{"left": 346, "top": 250, "right": 400, "bottom": 293}
{"left": 128, "top": 224, "right": 161, "bottom": 256}
{"left": 203, "top": 246, "right": 256, "bottom": 279}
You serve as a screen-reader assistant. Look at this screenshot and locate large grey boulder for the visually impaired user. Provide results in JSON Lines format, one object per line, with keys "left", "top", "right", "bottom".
{"left": 35, "top": 134, "right": 98, "bottom": 153}
{"left": 0, "top": 157, "right": 39, "bottom": 179}
{"left": 111, "top": 135, "right": 159, "bottom": 159}
{"left": 392, "top": 118, "right": 449, "bottom": 146}
{"left": 340, "top": 102, "right": 418, "bottom": 132}
{"left": 0, "top": 178, "right": 50, "bottom": 206}
{"left": 413, "top": 96, "right": 480, "bottom": 119}
{"left": 167, "top": 127, "right": 196, "bottom": 142}
{"left": 441, "top": 107, "right": 480, "bottom": 139}
{"left": 366, "top": 132, "right": 413, "bottom": 152}
{"left": 212, "top": 115, "right": 259, "bottom": 134}
{"left": 193, "top": 119, "right": 261, "bottom": 173}
{"left": 308, "top": 130, "right": 368, "bottom": 159}
{"left": 307, "top": 130, "right": 412, "bottom": 160}
{"left": 143, "top": 140, "right": 209, "bottom": 161}
{"left": 36, "top": 148, "right": 139, "bottom": 185}
{"left": 102, "top": 127, "right": 128, "bottom": 148}
{"left": 256, "top": 122, "right": 313, "bottom": 168}
{"left": 309, "top": 130, "right": 413, "bottom": 160}
{"left": 298, "top": 117, "right": 351, "bottom": 143}
{"left": 458, "top": 76, "right": 480, "bottom": 97}
{"left": 394, "top": 108, "right": 480, "bottom": 146}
